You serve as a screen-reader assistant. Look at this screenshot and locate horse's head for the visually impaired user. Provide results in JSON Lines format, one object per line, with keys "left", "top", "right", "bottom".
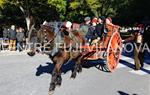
{"left": 38, "top": 25, "right": 55, "bottom": 42}
{"left": 27, "top": 25, "right": 55, "bottom": 56}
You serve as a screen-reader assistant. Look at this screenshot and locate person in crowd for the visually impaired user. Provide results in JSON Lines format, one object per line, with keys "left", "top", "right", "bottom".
{"left": 8, "top": 25, "right": 16, "bottom": 51}
{"left": 2, "top": 26, "right": 9, "bottom": 47}
{"left": 16, "top": 27, "right": 25, "bottom": 52}
{"left": 3, "top": 26, "right": 9, "bottom": 39}
{"left": 0, "top": 27, "right": 3, "bottom": 38}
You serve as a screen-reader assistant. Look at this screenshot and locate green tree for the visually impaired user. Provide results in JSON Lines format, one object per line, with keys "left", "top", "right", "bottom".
{"left": 114, "top": 0, "right": 150, "bottom": 26}
{"left": 68, "top": 0, "right": 94, "bottom": 22}
{"left": 47, "top": 0, "right": 67, "bottom": 20}
{"left": 68, "top": 0, "right": 124, "bottom": 21}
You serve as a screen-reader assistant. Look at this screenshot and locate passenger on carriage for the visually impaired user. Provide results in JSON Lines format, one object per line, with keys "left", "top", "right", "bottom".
{"left": 92, "top": 16, "right": 106, "bottom": 44}
{"left": 80, "top": 16, "right": 91, "bottom": 39}
{"left": 102, "top": 17, "right": 114, "bottom": 35}
{"left": 105, "top": 17, "right": 113, "bottom": 25}
{"left": 91, "top": 17, "right": 116, "bottom": 45}
{"left": 105, "top": 17, "right": 120, "bottom": 32}
{"left": 85, "top": 17, "right": 98, "bottom": 44}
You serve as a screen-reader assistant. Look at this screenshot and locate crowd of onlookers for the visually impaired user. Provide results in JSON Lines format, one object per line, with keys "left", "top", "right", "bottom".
{"left": 0, "top": 25, "right": 26, "bottom": 52}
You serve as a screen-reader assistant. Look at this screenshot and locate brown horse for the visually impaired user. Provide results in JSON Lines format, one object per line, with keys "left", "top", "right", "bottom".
{"left": 27, "top": 25, "right": 86, "bottom": 94}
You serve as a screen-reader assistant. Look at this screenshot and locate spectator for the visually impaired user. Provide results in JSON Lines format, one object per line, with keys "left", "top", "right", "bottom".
{"left": 16, "top": 27, "right": 25, "bottom": 52}
{"left": 0, "top": 27, "right": 3, "bottom": 38}
{"left": 8, "top": 25, "right": 16, "bottom": 51}
{"left": 3, "top": 26, "right": 9, "bottom": 39}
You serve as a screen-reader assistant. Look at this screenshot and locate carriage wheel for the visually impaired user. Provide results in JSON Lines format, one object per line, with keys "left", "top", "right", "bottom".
{"left": 106, "top": 31, "right": 123, "bottom": 72}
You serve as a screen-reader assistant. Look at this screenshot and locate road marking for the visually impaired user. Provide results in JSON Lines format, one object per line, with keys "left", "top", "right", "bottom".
{"left": 129, "top": 66, "right": 150, "bottom": 75}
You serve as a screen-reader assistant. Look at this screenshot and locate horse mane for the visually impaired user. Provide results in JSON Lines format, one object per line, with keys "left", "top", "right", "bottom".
{"left": 71, "top": 29, "right": 86, "bottom": 44}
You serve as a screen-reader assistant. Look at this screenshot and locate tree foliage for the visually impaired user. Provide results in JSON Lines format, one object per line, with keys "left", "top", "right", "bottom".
{"left": 0, "top": 0, "right": 150, "bottom": 28}
{"left": 68, "top": 0, "right": 125, "bottom": 20}
{"left": 0, "top": 0, "right": 5, "bottom": 8}
{"left": 0, "top": 0, "right": 62, "bottom": 29}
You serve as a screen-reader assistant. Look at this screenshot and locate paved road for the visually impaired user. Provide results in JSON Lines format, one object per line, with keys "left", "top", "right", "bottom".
{"left": 0, "top": 51, "right": 149, "bottom": 95}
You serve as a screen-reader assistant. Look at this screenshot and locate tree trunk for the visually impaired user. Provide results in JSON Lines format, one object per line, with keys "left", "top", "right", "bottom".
{"left": 19, "top": 5, "right": 34, "bottom": 31}
{"left": 26, "top": 17, "right": 30, "bottom": 31}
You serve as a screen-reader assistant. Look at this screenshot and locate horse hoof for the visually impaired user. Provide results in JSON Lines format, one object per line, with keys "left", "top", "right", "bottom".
{"left": 56, "top": 76, "right": 62, "bottom": 86}
{"left": 49, "top": 83, "right": 55, "bottom": 93}
{"left": 48, "top": 91, "right": 54, "bottom": 95}
{"left": 70, "top": 76, "right": 75, "bottom": 79}
{"left": 56, "top": 82, "right": 62, "bottom": 87}
{"left": 77, "top": 68, "right": 82, "bottom": 73}
{"left": 27, "top": 52, "right": 35, "bottom": 57}
{"left": 77, "top": 69, "right": 82, "bottom": 73}
{"left": 70, "top": 74, "right": 76, "bottom": 79}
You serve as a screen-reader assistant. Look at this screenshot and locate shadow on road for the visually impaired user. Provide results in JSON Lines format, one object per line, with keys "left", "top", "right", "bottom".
{"left": 122, "top": 50, "right": 150, "bottom": 65}
{"left": 119, "top": 59, "right": 150, "bottom": 74}
{"left": 117, "top": 91, "right": 138, "bottom": 95}
{"left": 36, "top": 60, "right": 75, "bottom": 76}
{"left": 120, "top": 49, "right": 150, "bottom": 74}
{"left": 35, "top": 59, "right": 109, "bottom": 76}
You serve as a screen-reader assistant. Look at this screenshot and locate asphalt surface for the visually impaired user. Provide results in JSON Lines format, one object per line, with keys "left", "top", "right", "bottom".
{"left": 0, "top": 51, "right": 149, "bottom": 95}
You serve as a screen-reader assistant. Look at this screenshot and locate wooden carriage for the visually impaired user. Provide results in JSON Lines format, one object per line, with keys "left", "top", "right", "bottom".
{"left": 28, "top": 22, "right": 123, "bottom": 72}
{"left": 77, "top": 24, "right": 123, "bottom": 72}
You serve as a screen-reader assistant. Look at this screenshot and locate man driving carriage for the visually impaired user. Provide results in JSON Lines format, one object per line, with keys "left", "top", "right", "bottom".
{"left": 60, "top": 21, "right": 72, "bottom": 37}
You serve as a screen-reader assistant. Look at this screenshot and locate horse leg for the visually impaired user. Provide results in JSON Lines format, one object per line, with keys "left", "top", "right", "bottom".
{"left": 49, "top": 67, "right": 57, "bottom": 93}
{"left": 76, "top": 55, "right": 83, "bottom": 73}
{"left": 55, "top": 57, "right": 67, "bottom": 86}
{"left": 71, "top": 54, "right": 83, "bottom": 79}
{"left": 49, "top": 58, "right": 64, "bottom": 93}
{"left": 71, "top": 62, "right": 77, "bottom": 79}
{"left": 76, "top": 51, "right": 95, "bottom": 73}
{"left": 56, "top": 69, "right": 62, "bottom": 86}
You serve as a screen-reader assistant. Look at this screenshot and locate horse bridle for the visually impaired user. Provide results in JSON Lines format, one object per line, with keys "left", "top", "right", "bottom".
{"left": 38, "top": 25, "right": 55, "bottom": 44}
{"left": 42, "top": 24, "right": 63, "bottom": 44}
{"left": 46, "top": 33, "right": 57, "bottom": 44}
